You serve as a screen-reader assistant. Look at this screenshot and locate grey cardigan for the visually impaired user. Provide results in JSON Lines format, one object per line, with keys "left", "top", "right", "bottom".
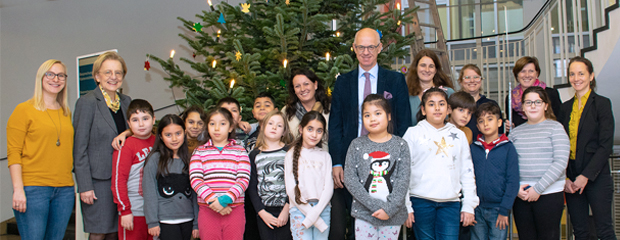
{"left": 73, "top": 89, "right": 131, "bottom": 192}
{"left": 344, "top": 135, "right": 411, "bottom": 226}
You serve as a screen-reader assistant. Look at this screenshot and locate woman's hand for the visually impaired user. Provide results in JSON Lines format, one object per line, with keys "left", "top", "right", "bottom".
{"left": 148, "top": 226, "right": 160, "bottom": 237}
{"left": 461, "top": 212, "right": 476, "bottom": 227}
{"left": 111, "top": 130, "right": 131, "bottom": 150}
{"left": 525, "top": 188, "right": 540, "bottom": 202}
{"left": 80, "top": 190, "right": 97, "bottom": 205}
{"left": 517, "top": 184, "right": 529, "bottom": 200}
{"left": 573, "top": 175, "right": 589, "bottom": 194}
{"left": 372, "top": 209, "right": 389, "bottom": 220}
{"left": 120, "top": 214, "right": 134, "bottom": 231}
{"left": 496, "top": 214, "right": 509, "bottom": 230}
{"left": 258, "top": 210, "right": 278, "bottom": 229}
{"left": 12, "top": 189, "right": 27, "bottom": 213}
{"left": 564, "top": 179, "right": 576, "bottom": 193}
{"left": 405, "top": 212, "right": 415, "bottom": 228}
{"left": 192, "top": 229, "right": 199, "bottom": 239}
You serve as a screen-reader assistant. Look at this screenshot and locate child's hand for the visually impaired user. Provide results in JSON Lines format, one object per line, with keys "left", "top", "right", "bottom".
{"left": 372, "top": 209, "right": 389, "bottom": 220}
{"left": 208, "top": 198, "right": 224, "bottom": 212}
{"left": 258, "top": 210, "right": 278, "bottom": 229}
{"left": 525, "top": 188, "right": 540, "bottom": 202}
{"left": 192, "top": 229, "right": 199, "bottom": 238}
{"left": 148, "top": 226, "right": 160, "bottom": 237}
{"left": 460, "top": 212, "right": 476, "bottom": 226}
{"left": 505, "top": 120, "right": 514, "bottom": 133}
{"left": 239, "top": 121, "right": 252, "bottom": 134}
{"left": 517, "top": 184, "right": 529, "bottom": 200}
{"left": 495, "top": 214, "right": 509, "bottom": 230}
{"left": 120, "top": 214, "right": 134, "bottom": 231}
{"left": 219, "top": 206, "right": 233, "bottom": 215}
{"left": 277, "top": 204, "right": 290, "bottom": 227}
{"left": 405, "top": 212, "right": 415, "bottom": 228}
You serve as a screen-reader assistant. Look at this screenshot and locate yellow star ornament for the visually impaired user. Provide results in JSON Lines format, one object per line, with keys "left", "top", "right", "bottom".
{"left": 241, "top": 3, "right": 250, "bottom": 13}
{"left": 235, "top": 51, "right": 242, "bottom": 61}
{"left": 434, "top": 137, "right": 453, "bottom": 157}
{"left": 286, "top": 0, "right": 290, "bottom": 5}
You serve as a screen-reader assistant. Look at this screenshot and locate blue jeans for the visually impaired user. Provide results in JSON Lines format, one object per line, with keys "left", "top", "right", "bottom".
{"left": 471, "top": 207, "right": 507, "bottom": 240}
{"left": 13, "top": 186, "right": 75, "bottom": 240}
{"left": 289, "top": 202, "right": 331, "bottom": 240}
{"left": 411, "top": 197, "right": 460, "bottom": 240}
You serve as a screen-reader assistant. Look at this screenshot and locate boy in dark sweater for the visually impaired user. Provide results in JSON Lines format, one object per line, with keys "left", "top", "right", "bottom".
{"left": 470, "top": 102, "right": 519, "bottom": 240}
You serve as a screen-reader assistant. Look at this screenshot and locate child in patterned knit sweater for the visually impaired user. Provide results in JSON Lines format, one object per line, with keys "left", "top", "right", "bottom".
{"left": 111, "top": 99, "right": 156, "bottom": 240}
{"left": 190, "top": 108, "right": 251, "bottom": 240}
{"left": 343, "top": 94, "right": 411, "bottom": 240}
{"left": 247, "top": 110, "right": 295, "bottom": 240}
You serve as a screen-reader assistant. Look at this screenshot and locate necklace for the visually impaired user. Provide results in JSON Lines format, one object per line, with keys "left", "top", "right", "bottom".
{"left": 45, "top": 109, "right": 62, "bottom": 146}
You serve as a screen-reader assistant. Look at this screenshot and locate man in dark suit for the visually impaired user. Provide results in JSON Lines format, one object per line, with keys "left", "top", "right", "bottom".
{"left": 328, "top": 28, "right": 412, "bottom": 240}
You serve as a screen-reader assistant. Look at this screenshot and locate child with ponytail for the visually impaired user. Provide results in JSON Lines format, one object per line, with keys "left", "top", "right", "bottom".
{"left": 284, "top": 111, "right": 333, "bottom": 240}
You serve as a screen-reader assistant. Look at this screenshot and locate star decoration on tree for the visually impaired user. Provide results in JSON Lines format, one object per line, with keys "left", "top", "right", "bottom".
{"left": 241, "top": 3, "right": 250, "bottom": 13}
{"left": 193, "top": 22, "right": 203, "bottom": 32}
{"left": 217, "top": 12, "right": 226, "bottom": 24}
{"left": 144, "top": 60, "right": 151, "bottom": 71}
{"left": 285, "top": 0, "right": 290, "bottom": 5}
{"left": 235, "top": 51, "right": 242, "bottom": 61}
{"left": 434, "top": 137, "right": 453, "bottom": 157}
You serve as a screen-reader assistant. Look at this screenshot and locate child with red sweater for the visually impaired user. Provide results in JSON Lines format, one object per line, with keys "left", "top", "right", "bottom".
{"left": 111, "top": 99, "right": 156, "bottom": 240}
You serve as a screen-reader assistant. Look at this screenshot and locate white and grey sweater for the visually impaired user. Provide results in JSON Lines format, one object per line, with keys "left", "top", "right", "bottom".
{"left": 344, "top": 135, "right": 411, "bottom": 226}
{"left": 508, "top": 119, "right": 570, "bottom": 194}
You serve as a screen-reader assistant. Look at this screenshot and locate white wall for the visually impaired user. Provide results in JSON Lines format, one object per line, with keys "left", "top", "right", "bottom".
{"left": 0, "top": 0, "right": 242, "bottom": 223}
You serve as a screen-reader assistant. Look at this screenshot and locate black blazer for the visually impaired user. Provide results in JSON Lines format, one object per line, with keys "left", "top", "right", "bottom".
{"left": 505, "top": 87, "right": 562, "bottom": 128}
{"left": 558, "top": 91, "right": 614, "bottom": 181}
{"left": 73, "top": 89, "right": 131, "bottom": 193}
{"left": 328, "top": 66, "right": 412, "bottom": 166}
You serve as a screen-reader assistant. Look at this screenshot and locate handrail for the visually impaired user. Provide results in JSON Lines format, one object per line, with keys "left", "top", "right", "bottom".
{"left": 420, "top": 0, "right": 553, "bottom": 44}
{"left": 581, "top": 0, "right": 620, "bottom": 56}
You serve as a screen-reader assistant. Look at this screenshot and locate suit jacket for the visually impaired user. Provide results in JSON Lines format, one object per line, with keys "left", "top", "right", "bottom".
{"left": 328, "top": 66, "right": 412, "bottom": 166}
{"left": 73, "top": 89, "right": 131, "bottom": 193}
{"left": 558, "top": 91, "right": 614, "bottom": 181}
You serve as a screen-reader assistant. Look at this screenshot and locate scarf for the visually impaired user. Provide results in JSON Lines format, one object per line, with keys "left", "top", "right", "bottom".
{"left": 295, "top": 101, "right": 323, "bottom": 121}
{"left": 100, "top": 85, "right": 121, "bottom": 113}
{"left": 511, "top": 79, "right": 546, "bottom": 120}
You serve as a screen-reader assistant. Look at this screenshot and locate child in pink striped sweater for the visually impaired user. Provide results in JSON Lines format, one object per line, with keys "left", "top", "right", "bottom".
{"left": 190, "top": 107, "right": 251, "bottom": 240}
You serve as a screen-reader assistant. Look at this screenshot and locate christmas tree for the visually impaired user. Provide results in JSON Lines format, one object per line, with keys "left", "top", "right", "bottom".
{"left": 147, "top": 0, "right": 417, "bottom": 121}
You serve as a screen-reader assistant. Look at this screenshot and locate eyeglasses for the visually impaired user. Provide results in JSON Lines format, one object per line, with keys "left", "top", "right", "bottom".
{"left": 355, "top": 44, "right": 381, "bottom": 52}
{"left": 523, "top": 100, "right": 544, "bottom": 107}
{"left": 100, "top": 70, "right": 124, "bottom": 78}
{"left": 463, "top": 76, "right": 483, "bottom": 83}
{"left": 44, "top": 72, "right": 67, "bottom": 81}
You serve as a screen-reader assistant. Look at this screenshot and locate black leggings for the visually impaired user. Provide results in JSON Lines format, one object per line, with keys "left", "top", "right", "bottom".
{"left": 159, "top": 221, "right": 193, "bottom": 240}
{"left": 512, "top": 192, "right": 564, "bottom": 240}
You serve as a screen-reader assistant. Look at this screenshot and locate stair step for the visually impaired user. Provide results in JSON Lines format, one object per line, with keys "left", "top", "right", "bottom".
{"left": 419, "top": 23, "right": 440, "bottom": 29}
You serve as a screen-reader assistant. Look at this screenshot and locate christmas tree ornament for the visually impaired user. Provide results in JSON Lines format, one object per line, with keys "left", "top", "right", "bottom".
{"left": 285, "top": 0, "right": 290, "bottom": 5}
{"left": 397, "top": 20, "right": 401, "bottom": 25}
{"left": 193, "top": 52, "right": 196, "bottom": 58}
{"left": 327, "top": 88, "right": 332, "bottom": 96}
{"left": 217, "top": 13, "right": 226, "bottom": 24}
{"left": 241, "top": 3, "right": 250, "bottom": 13}
{"left": 193, "top": 22, "right": 203, "bottom": 32}
{"left": 235, "top": 51, "right": 242, "bottom": 61}
{"left": 170, "top": 50, "right": 176, "bottom": 58}
{"left": 144, "top": 60, "right": 151, "bottom": 71}
{"left": 280, "top": 79, "right": 286, "bottom": 87}
{"left": 376, "top": 29, "right": 383, "bottom": 39}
